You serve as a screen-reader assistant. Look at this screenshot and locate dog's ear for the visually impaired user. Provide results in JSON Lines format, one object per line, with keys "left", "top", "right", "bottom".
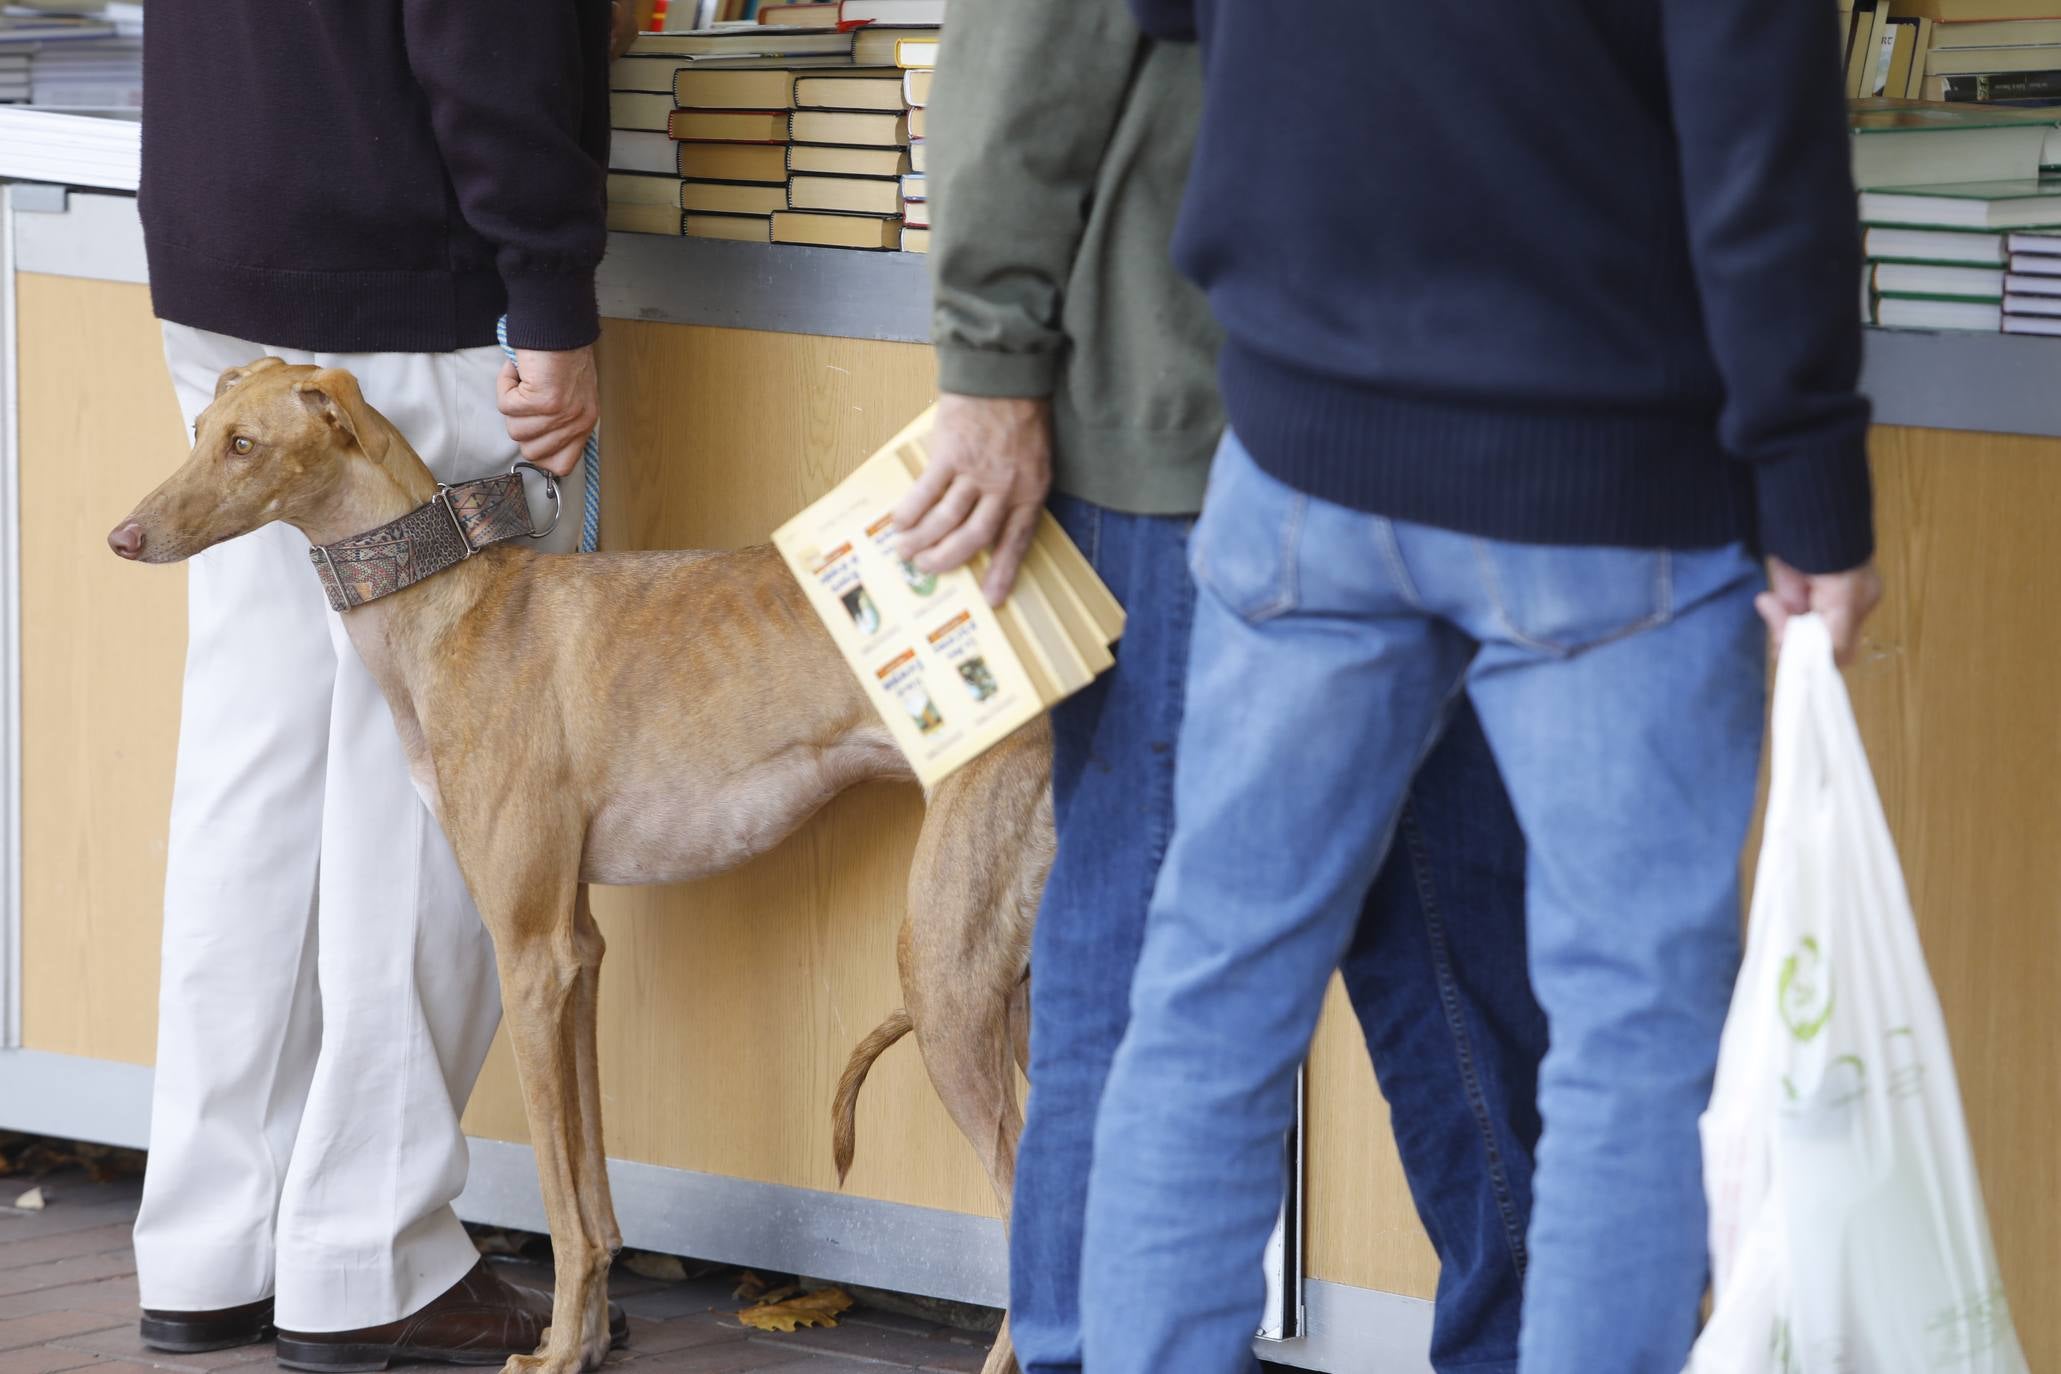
{"left": 293, "top": 368, "right": 391, "bottom": 462}
{"left": 212, "top": 357, "right": 290, "bottom": 400}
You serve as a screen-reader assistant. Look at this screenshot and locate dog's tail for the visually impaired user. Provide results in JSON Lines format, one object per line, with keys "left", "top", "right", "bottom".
{"left": 832, "top": 1008, "right": 913, "bottom": 1185}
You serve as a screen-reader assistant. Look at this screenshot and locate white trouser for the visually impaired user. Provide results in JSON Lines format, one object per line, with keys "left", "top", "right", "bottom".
{"left": 134, "top": 323, "right": 583, "bottom": 1331}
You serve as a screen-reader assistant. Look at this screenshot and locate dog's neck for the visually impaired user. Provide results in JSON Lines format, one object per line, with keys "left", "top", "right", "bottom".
{"left": 293, "top": 420, "right": 442, "bottom": 548}
{"left": 293, "top": 419, "right": 496, "bottom": 686}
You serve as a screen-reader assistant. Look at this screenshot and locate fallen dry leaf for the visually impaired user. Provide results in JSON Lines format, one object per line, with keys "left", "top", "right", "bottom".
{"left": 736, "top": 1287, "right": 853, "bottom": 1334}
{"left": 0, "top": 1134, "right": 145, "bottom": 1182}
{"left": 732, "top": 1271, "right": 769, "bottom": 1302}
{"left": 13, "top": 1186, "right": 45, "bottom": 1211}
{"left": 621, "top": 1251, "right": 687, "bottom": 1282}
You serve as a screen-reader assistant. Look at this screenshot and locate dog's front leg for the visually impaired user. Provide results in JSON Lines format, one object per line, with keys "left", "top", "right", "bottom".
{"left": 475, "top": 862, "right": 612, "bottom": 1374}
{"left": 565, "top": 885, "right": 620, "bottom": 1368}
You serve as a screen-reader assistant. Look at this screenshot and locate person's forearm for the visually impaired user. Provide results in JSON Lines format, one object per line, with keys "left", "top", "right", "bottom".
{"left": 403, "top": 0, "right": 609, "bottom": 350}
{"left": 930, "top": 0, "right": 1142, "bottom": 393}
{"left": 1662, "top": 0, "right": 1873, "bottom": 574}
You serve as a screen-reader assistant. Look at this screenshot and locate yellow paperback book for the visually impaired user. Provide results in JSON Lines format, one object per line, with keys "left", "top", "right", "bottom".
{"left": 774, "top": 414, "right": 1058, "bottom": 786}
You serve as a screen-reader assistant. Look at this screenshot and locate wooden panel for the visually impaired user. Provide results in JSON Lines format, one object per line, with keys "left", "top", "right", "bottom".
{"left": 1845, "top": 426, "right": 2061, "bottom": 1366}
{"left": 1305, "top": 981, "right": 1439, "bottom": 1298}
{"left": 17, "top": 274, "right": 188, "bottom": 1063}
{"left": 458, "top": 321, "right": 1009, "bottom": 1215}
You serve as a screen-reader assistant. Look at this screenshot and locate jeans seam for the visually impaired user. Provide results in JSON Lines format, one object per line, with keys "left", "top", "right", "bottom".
{"left": 1256, "top": 492, "right": 1306, "bottom": 620}
{"left": 1398, "top": 803, "right": 1531, "bottom": 1284}
{"left": 1373, "top": 518, "right": 1427, "bottom": 610}
{"left": 1149, "top": 545, "right": 1194, "bottom": 874}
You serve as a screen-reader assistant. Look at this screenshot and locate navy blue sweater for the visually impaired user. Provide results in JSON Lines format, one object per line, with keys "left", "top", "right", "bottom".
{"left": 1130, "top": 0, "right": 1872, "bottom": 573}
{"left": 142, "top": 0, "right": 610, "bottom": 354}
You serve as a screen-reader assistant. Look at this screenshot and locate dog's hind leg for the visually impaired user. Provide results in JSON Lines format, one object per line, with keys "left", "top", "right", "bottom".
{"left": 1008, "top": 973, "right": 1031, "bottom": 1078}
{"left": 902, "top": 722, "right": 1054, "bottom": 1374}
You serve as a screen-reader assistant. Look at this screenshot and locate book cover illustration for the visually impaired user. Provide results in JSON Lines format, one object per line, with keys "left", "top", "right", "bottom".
{"left": 774, "top": 427, "right": 1048, "bottom": 787}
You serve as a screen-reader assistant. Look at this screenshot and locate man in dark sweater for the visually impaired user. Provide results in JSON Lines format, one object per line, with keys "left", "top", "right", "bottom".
{"left": 1075, "top": 2, "right": 1882, "bottom": 1373}
{"left": 130, "top": 1, "right": 617, "bottom": 1364}
{"left": 909, "top": 1, "right": 1547, "bottom": 1371}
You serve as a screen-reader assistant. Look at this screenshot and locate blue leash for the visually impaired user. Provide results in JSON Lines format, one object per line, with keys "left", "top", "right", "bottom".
{"left": 496, "top": 315, "right": 601, "bottom": 553}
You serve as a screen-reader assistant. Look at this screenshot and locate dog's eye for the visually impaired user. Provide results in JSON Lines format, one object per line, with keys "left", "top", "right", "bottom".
{"left": 231, "top": 436, "right": 254, "bottom": 455}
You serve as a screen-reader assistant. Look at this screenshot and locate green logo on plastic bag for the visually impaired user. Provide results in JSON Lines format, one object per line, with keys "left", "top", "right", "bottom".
{"left": 1778, "top": 936, "right": 1835, "bottom": 1042}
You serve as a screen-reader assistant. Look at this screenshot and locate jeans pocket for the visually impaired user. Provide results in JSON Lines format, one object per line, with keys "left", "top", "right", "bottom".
{"left": 1189, "top": 434, "right": 1305, "bottom": 624}
{"left": 1473, "top": 540, "right": 1673, "bottom": 656}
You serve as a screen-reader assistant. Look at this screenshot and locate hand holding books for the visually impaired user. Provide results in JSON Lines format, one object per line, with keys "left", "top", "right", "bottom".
{"left": 773, "top": 406, "right": 1123, "bottom": 787}
{"left": 891, "top": 394, "right": 1052, "bottom": 606}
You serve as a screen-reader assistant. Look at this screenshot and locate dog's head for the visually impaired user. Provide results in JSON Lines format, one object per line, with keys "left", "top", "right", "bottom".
{"left": 109, "top": 358, "right": 406, "bottom": 563}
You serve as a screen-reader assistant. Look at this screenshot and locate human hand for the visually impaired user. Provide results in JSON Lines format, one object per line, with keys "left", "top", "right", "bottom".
{"left": 892, "top": 394, "right": 1053, "bottom": 606}
{"left": 497, "top": 345, "right": 600, "bottom": 479}
{"left": 1757, "top": 556, "right": 1883, "bottom": 666}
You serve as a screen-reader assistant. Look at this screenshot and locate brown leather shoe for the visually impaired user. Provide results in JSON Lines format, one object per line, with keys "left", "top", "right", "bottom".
{"left": 140, "top": 1296, "right": 276, "bottom": 1353}
{"left": 273, "top": 1260, "right": 628, "bottom": 1371}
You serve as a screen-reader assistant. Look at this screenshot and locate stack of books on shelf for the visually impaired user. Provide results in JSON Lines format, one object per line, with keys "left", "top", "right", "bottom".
{"left": 773, "top": 404, "right": 1122, "bottom": 788}
{"left": 1861, "top": 181, "right": 2061, "bottom": 332}
{"left": 1841, "top": 0, "right": 1936, "bottom": 100}
{"left": 0, "top": 2, "right": 141, "bottom": 109}
{"left": 605, "top": 0, "right": 942, "bottom": 250}
{"left": 1922, "top": 14, "right": 2061, "bottom": 103}
{"left": 0, "top": 48, "right": 27, "bottom": 103}
{"left": 901, "top": 63, "right": 929, "bottom": 252}
{"left": 1845, "top": 96, "right": 2061, "bottom": 332}
{"left": 1839, "top": 0, "right": 2061, "bottom": 106}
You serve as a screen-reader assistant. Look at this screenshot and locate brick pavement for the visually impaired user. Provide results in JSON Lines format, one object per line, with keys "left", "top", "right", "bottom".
{"left": 0, "top": 1173, "right": 994, "bottom": 1374}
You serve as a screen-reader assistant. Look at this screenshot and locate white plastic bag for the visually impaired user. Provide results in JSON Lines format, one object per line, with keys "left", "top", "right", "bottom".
{"left": 1687, "top": 614, "right": 2027, "bottom": 1374}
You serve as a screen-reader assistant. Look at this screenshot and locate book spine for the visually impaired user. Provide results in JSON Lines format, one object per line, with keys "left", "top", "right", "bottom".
{"left": 1938, "top": 70, "right": 2061, "bottom": 100}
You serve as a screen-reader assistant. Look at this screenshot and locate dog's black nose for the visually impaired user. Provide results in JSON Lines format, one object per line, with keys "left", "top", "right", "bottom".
{"left": 108, "top": 521, "right": 146, "bottom": 560}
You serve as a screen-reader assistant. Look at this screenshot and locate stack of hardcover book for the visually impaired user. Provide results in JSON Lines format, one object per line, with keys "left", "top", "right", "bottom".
{"left": 1860, "top": 182, "right": 2061, "bottom": 331}
{"left": 0, "top": 2, "right": 142, "bottom": 110}
{"left": 0, "top": 49, "right": 27, "bottom": 104}
{"left": 605, "top": 0, "right": 944, "bottom": 248}
{"left": 1848, "top": 99, "right": 2061, "bottom": 332}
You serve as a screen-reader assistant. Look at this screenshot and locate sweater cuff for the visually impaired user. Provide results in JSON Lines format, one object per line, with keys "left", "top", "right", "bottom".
{"left": 502, "top": 268, "right": 601, "bottom": 352}
{"left": 1127, "top": 0, "right": 1197, "bottom": 40}
{"left": 936, "top": 343, "right": 1060, "bottom": 399}
{"left": 1751, "top": 438, "right": 1875, "bottom": 575}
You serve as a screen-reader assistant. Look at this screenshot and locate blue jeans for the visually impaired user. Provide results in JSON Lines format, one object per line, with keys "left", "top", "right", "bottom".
{"left": 1079, "top": 434, "right": 1767, "bottom": 1374}
{"left": 1011, "top": 492, "right": 1544, "bottom": 1374}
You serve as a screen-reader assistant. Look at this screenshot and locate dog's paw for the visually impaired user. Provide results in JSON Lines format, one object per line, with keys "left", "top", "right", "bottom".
{"left": 501, "top": 1352, "right": 580, "bottom": 1374}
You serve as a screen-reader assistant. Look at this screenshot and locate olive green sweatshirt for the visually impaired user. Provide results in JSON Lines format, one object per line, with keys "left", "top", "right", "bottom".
{"left": 926, "top": 0, "right": 1222, "bottom": 517}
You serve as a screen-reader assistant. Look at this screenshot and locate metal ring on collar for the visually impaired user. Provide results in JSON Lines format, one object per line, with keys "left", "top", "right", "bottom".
{"left": 511, "top": 460, "right": 562, "bottom": 540}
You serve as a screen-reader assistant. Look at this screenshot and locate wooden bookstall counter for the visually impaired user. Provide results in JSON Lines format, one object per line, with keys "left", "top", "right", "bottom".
{"left": 1, "top": 188, "right": 2055, "bottom": 1371}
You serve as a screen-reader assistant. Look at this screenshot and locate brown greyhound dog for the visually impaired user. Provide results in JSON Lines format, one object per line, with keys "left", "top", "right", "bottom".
{"left": 109, "top": 358, "right": 1047, "bottom": 1374}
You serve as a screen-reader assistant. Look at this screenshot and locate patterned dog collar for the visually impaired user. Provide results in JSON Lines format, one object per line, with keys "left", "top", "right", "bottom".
{"left": 309, "top": 464, "right": 559, "bottom": 612}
